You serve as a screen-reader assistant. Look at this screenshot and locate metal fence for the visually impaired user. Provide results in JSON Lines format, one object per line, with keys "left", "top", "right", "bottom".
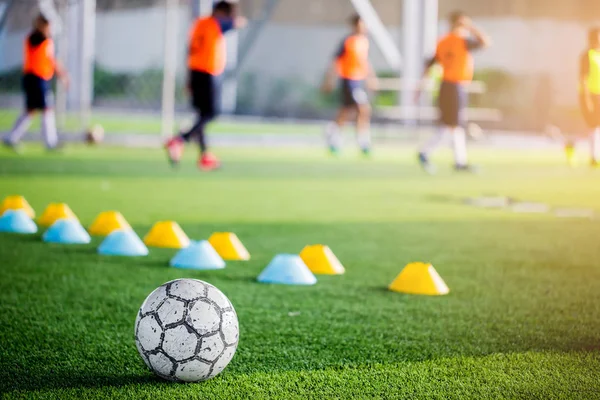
{"left": 0, "top": 0, "right": 599, "bottom": 138}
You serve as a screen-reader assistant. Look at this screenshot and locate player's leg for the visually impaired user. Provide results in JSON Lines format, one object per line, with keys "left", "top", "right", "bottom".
{"left": 325, "top": 106, "right": 349, "bottom": 154}
{"left": 41, "top": 108, "right": 59, "bottom": 149}
{"left": 353, "top": 81, "right": 372, "bottom": 155}
{"left": 3, "top": 112, "right": 33, "bottom": 149}
{"left": 590, "top": 95, "right": 600, "bottom": 166}
{"left": 35, "top": 77, "right": 59, "bottom": 150}
{"left": 325, "top": 79, "right": 353, "bottom": 154}
{"left": 418, "top": 81, "right": 451, "bottom": 173}
{"left": 451, "top": 126, "right": 470, "bottom": 169}
{"left": 3, "top": 75, "right": 36, "bottom": 149}
{"left": 165, "top": 70, "right": 205, "bottom": 165}
{"left": 196, "top": 72, "right": 220, "bottom": 171}
{"left": 451, "top": 83, "right": 475, "bottom": 171}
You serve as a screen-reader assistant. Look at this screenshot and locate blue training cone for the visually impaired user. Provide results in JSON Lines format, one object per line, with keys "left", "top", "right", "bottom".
{"left": 257, "top": 254, "right": 317, "bottom": 285}
{"left": 170, "top": 240, "right": 225, "bottom": 270}
{"left": 0, "top": 209, "right": 38, "bottom": 234}
{"left": 43, "top": 218, "right": 91, "bottom": 244}
{"left": 98, "top": 229, "right": 148, "bottom": 256}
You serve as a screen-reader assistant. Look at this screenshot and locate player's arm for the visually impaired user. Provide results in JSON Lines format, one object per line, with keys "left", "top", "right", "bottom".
{"left": 54, "top": 60, "right": 69, "bottom": 88}
{"left": 322, "top": 61, "right": 337, "bottom": 93}
{"left": 186, "top": 21, "right": 201, "bottom": 92}
{"left": 47, "top": 40, "right": 69, "bottom": 87}
{"left": 466, "top": 20, "right": 491, "bottom": 50}
{"left": 580, "top": 52, "right": 590, "bottom": 95}
{"left": 234, "top": 16, "right": 247, "bottom": 29}
{"left": 580, "top": 51, "right": 593, "bottom": 111}
{"left": 322, "top": 42, "right": 345, "bottom": 93}
{"left": 414, "top": 56, "right": 437, "bottom": 103}
{"left": 366, "top": 62, "right": 378, "bottom": 91}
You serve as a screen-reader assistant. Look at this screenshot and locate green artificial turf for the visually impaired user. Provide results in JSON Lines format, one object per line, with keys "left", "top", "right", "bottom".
{"left": 1, "top": 145, "right": 600, "bottom": 399}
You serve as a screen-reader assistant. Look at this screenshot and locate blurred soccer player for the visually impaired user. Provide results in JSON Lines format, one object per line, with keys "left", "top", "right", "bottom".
{"left": 2, "top": 14, "right": 68, "bottom": 151}
{"left": 580, "top": 27, "right": 600, "bottom": 166}
{"left": 415, "top": 11, "right": 490, "bottom": 173}
{"left": 322, "top": 14, "right": 378, "bottom": 155}
{"left": 165, "top": 1, "right": 246, "bottom": 171}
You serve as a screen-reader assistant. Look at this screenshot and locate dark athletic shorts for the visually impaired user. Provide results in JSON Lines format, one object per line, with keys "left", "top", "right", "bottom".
{"left": 438, "top": 81, "right": 467, "bottom": 127}
{"left": 340, "top": 79, "right": 369, "bottom": 107}
{"left": 190, "top": 70, "right": 221, "bottom": 119}
{"left": 580, "top": 93, "right": 600, "bottom": 128}
{"left": 23, "top": 73, "right": 52, "bottom": 111}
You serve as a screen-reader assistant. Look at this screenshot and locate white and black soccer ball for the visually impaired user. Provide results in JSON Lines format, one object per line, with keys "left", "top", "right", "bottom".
{"left": 85, "top": 124, "right": 104, "bottom": 145}
{"left": 134, "top": 279, "right": 239, "bottom": 382}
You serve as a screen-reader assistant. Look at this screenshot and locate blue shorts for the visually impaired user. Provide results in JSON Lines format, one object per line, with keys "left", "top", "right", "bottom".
{"left": 580, "top": 93, "right": 600, "bottom": 128}
{"left": 438, "top": 81, "right": 467, "bottom": 127}
{"left": 23, "top": 73, "right": 52, "bottom": 111}
{"left": 340, "top": 79, "right": 369, "bottom": 107}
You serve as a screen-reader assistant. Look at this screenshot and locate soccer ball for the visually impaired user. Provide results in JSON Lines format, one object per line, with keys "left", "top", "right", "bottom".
{"left": 85, "top": 124, "right": 104, "bottom": 145}
{"left": 134, "top": 279, "right": 239, "bottom": 382}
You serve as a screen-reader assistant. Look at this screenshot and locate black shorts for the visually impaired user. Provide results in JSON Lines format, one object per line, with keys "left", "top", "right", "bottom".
{"left": 340, "top": 79, "right": 369, "bottom": 107}
{"left": 190, "top": 70, "right": 221, "bottom": 119}
{"left": 580, "top": 93, "right": 600, "bottom": 128}
{"left": 438, "top": 81, "right": 467, "bottom": 127}
{"left": 23, "top": 73, "right": 52, "bottom": 111}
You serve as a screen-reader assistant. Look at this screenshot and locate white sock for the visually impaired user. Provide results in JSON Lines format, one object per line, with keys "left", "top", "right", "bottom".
{"left": 420, "top": 126, "right": 448, "bottom": 157}
{"left": 357, "top": 130, "right": 371, "bottom": 150}
{"left": 42, "top": 110, "right": 58, "bottom": 149}
{"left": 325, "top": 122, "right": 342, "bottom": 148}
{"left": 452, "top": 127, "right": 468, "bottom": 166}
{"left": 592, "top": 127, "right": 600, "bottom": 162}
{"left": 4, "top": 112, "right": 31, "bottom": 144}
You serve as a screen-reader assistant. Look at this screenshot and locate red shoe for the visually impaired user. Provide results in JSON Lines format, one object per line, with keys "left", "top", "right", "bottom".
{"left": 198, "top": 152, "right": 221, "bottom": 171}
{"left": 164, "top": 137, "right": 184, "bottom": 166}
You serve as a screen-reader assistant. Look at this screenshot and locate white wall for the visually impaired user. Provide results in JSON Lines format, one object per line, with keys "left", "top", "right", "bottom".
{"left": 1, "top": 7, "right": 598, "bottom": 107}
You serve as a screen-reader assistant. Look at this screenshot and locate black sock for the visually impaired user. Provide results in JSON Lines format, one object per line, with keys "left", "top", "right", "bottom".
{"left": 180, "top": 118, "right": 204, "bottom": 142}
{"left": 197, "top": 122, "right": 207, "bottom": 154}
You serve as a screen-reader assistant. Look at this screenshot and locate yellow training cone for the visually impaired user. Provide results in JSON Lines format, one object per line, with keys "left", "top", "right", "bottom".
{"left": 300, "top": 245, "right": 345, "bottom": 275}
{"left": 208, "top": 232, "right": 250, "bottom": 260}
{"left": 88, "top": 211, "right": 132, "bottom": 236}
{"left": 143, "top": 221, "right": 190, "bottom": 249}
{"left": 0, "top": 195, "right": 35, "bottom": 218}
{"left": 38, "top": 203, "right": 78, "bottom": 227}
{"left": 388, "top": 262, "right": 449, "bottom": 296}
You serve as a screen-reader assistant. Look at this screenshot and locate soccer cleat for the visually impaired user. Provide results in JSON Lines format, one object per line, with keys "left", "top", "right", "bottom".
{"left": 199, "top": 152, "right": 221, "bottom": 171}
{"left": 418, "top": 153, "right": 436, "bottom": 175}
{"left": 46, "top": 142, "right": 65, "bottom": 152}
{"left": 324, "top": 124, "right": 341, "bottom": 155}
{"left": 2, "top": 139, "right": 22, "bottom": 153}
{"left": 357, "top": 133, "right": 371, "bottom": 157}
{"left": 454, "top": 164, "right": 479, "bottom": 173}
{"left": 165, "top": 137, "right": 184, "bottom": 166}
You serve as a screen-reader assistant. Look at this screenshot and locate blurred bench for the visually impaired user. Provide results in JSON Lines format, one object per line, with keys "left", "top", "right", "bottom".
{"left": 375, "top": 78, "right": 502, "bottom": 123}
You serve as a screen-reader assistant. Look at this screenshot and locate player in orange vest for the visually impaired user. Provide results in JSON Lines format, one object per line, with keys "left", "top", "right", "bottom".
{"left": 415, "top": 11, "right": 490, "bottom": 173}
{"left": 580, "top": 27, "right": 600, "bottom": 166}
{"left": 165, "top": 1, "right": 246, "bottom": 171}
{"left": 3, "top": 14, "right": 68, "bottom": 151}
{"left": 322, "top": 14, "right": 378, "bottom": 155}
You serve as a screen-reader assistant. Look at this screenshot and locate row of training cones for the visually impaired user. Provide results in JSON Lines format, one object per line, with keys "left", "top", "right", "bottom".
{"left": 1, "top": 195, "right": 450, "bottom": 296}
{"left": 0, "top": 196, "right": 248, "bottom": 255}
{"left": 0, "top": 196, "right": 251, "bottom": 260}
